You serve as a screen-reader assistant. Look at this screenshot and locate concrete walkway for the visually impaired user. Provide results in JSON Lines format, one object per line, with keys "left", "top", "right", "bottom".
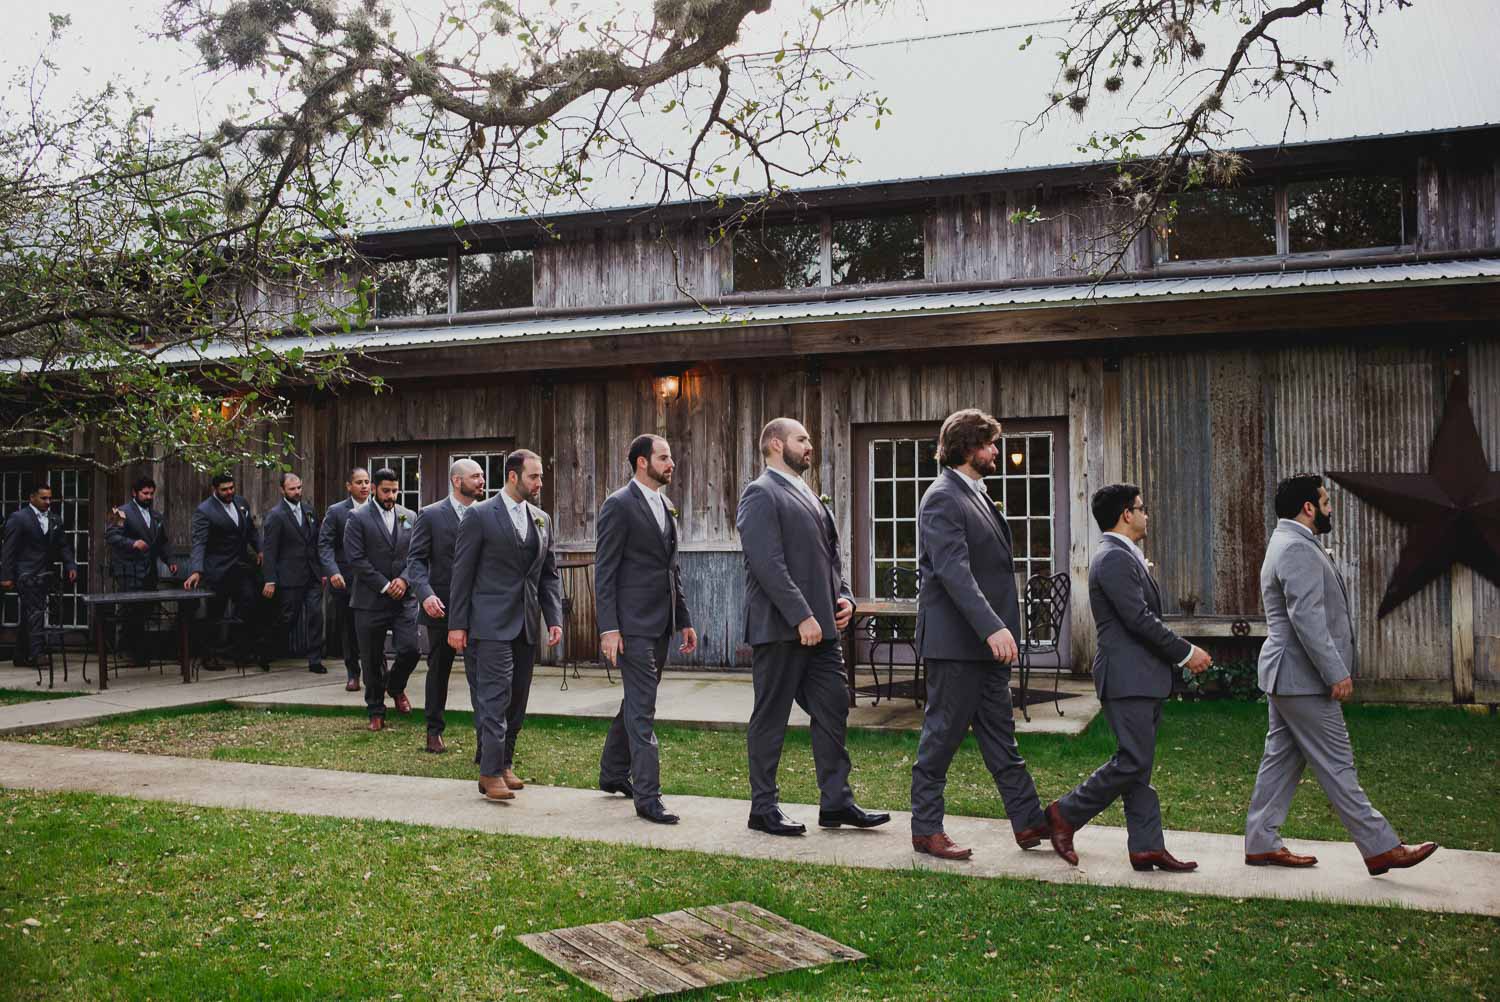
{"left": 2, "top": 741, "right": 1490, "bottom": 918}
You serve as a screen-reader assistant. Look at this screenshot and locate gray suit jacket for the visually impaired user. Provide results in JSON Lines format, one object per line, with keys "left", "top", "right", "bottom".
{"left": 2, "top": 507, "right": 77, "bottom": 582}
{"left": 1258, "top": 520, "right": 1355, "bottom": 695}
{"left": 405, "top": 498, "right": 462, "bottom": 627}
{"left": 189, "top": 495, "right": 259, "bottom": 582}
{"left": 915, "top": 468, "right": 1020, "bottom": 661}
{"left": 343, "top": 500, "right": 417, "bottom": 613}
{"left": 261, "top": 500, "right": 321, "bottom": 589}
{"left": 736, "top": 470, "right": 852, "bottom": 646}
{"left": 594, "top": 482, "right": 692, "bottom": 638}
{"left": 1089, "top": 535, "right": 1193, "bottom": 699}
{"left": 105, "top": 502, "right": 170, "bottom": 588}
{"left": 317, "top": 498, "right": 359, "bottom": 579}
{"left": 447, "top": 495, "right": 563, "bottom": 643}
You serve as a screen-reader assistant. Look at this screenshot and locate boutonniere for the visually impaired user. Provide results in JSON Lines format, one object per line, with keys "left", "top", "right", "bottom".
{"left": 1146, "top": 559, "right": 1157, "bottom": 574}
{"left": 533, "top": 514, "right": 545, "bottom": 529}
{"left": 667, "top": 503, "right": 680, "bottom": 520}
{"left": 398, "top": 512, "right": 410, "bottom": 528}
{"left": 1324, "top": 547, "right": 1336, "bottom": 560}
{"left": 993, "top": 499, "right": 1005, "bottom": 515}
{"left": 818, "top": 493, "right": 833, "bottom": 509}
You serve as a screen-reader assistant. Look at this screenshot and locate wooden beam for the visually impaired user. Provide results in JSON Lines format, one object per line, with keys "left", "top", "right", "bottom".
{"left": 1452, "top": 564, "right": 1476, "bottom": 704}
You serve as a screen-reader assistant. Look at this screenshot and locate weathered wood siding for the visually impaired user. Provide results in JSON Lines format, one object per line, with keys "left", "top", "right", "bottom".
{"left": 534, "top": 224, "right": 733, "bottom": 308}
{"left": 1468, "top": 339, "right": 1500, "bottom": 690}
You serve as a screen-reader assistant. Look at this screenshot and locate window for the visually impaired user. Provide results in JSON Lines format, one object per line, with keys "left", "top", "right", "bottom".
{"left": 366, "top": 453, "right": 422, "bottom": 511}
{"left": 733, "top": 220, "right": 822, "bottom": 292}
{"left": 832, "top": 213, "right": 924, "bottom": 285}
{"left": 1161, "top": 186, "right": 1277, "bottom": 262}
{"left": 374, "top": 257, "right": 449, "bottom": 318}
{"left": 359, "top": 440, "right": 513, "bottom": 509}
{"left": 1287, "top": 175, "right": 1406, "bottom": 253}
{"left": 459, "top": 251, "right": 532, "bottom": 311}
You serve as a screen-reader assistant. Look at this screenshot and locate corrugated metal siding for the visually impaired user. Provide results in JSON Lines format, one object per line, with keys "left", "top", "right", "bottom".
{"left": 1468, "top": 340, "right": 1500, "bottom": 683}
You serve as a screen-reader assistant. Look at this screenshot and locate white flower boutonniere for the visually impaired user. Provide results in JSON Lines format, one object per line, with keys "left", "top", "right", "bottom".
{"left": 398, "top": 512, "right": 410, "bottom": 529}
{"left": 667, "top": 504, "right": 680, "bottom": 520}
{"left": 819, "top": 493, "right": 833, "bottom": 509}
{"left": 533, "top": 514, "right": 546, "bottom": 530}
{"left": 993, "top": 499, "right": 1005, "bottom": 516}
{"left": 1324, "top": 547, "right": 1336, "bottom": 561}
{"left": 1146, "top": 559, "right": 1157, "bottom": 574}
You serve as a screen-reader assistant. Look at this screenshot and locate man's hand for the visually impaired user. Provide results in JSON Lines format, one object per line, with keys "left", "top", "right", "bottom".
{"left": 1330, "top": 676, "right": 1354, "bottom": 702}
{"left": 600, "top": 631, "right": 623, "bottom": 666}
{"left": 261, "top": 583, "right": 276, "bottom": 598}
{"left": 1185, "top": 645, "right": 1213, "bottom": 674}
{"left": 797, "top": 615, "right": 823, "bottom": 647}
{"left": 422, "top": 595, "right": 446, "bottom": 619}
{"left": 168, "top": 563, "right": 178, "bottom": 575}
{"left": 447, "top": 629, "right": 467, "bottom": 652}
{"left": 986, "top": 627, "right": 1018, "bottom": 665}
{"left": 183, "top": 572, "right": 201, "bottom": 590}
{"left": 66, "top": 569, "right": 77, "bottom": 583}
{"left": 256, "top": 552, "right": 263, "bottom": 566}
{"left": 834, "top": 597, "right": 854, "bottom": 633}
{"left": 679, "top": 626, "right": 699, "bottom": 655}
{"left": 387, "top": 577, "right": 407, "bottom": 599}
{"left": 546, "top": 625, "right": 563, "bottom": 647}
{"left": 0, "top": 580, "right": 12, "bottom": 591}
{"left": 131, "top": 539, "right": 149, "bottom": 552}
{"left": 329, "top": 573, "right": 346, "bottom": 591}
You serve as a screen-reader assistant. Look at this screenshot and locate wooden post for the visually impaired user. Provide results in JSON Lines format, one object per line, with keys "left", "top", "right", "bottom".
{"left": 1452, "top": 564, "right": 1476, "bottom": 704}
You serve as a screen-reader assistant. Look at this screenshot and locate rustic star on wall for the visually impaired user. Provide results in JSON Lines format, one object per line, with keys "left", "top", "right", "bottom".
{"left": 1329, "top": 374, "right": 1500, "bottom": 618}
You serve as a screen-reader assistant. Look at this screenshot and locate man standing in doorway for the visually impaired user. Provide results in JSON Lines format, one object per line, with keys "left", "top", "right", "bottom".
{"left": 261, "top": 472, "right": 326, "bottom": 675}
{"left": 319, "top": 467, "right": 372, "bottom": 690}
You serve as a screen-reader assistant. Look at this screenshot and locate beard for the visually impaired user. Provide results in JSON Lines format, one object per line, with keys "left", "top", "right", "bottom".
{"left": 972, "top": 453, "right": 998, "bottom": 477}
{"left": 377, "top": 496, "right": 396, "bottom": 510}
{"left": 784, "top": 446, "right": 812, "bottom": 474}
{"left": 1313, "top": 509, "right": 1333, "bottom": 535}
{"left": 646, "top": 463, "right": 672, "bottom": 486}
{"left": 458, "top": 482, "right": 483, "bottom": 500}
{"left": 134, "top": 496, "right": 153, "bottom": 509}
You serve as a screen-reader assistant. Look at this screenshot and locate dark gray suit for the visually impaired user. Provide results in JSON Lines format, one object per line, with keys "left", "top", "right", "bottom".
{"left": 2, "top": 505, "right": 77, "bottom": 664}
{"left": 405, "top": 497, "right": 466, "bottom": 737}
{"left": 910, "top": 469, "right": 1045, "bottom": 838}
{"left": 448, "top": 494, "right": 563, "bottom": 776}
{"left": 189, "top": 495, "right": 270, "bottom": 666}
{"left": 104, "top": 501, "right": 170, "bottom": 661}
{"left": 736, "top": 469, "right": 856, "bottom": 814}
{"left": 262, "top": 499, "right": 324, "bottom": 668}
{"left": 1245, "top": 520, "right": 1398, "bottom": 858}
{"left": 318, "top": 497, "right": 363, "bottom": 679}
{"left": 1057, "top": 534, "right": 1193, "bottom": 852}
{"left": 596, "top": 481, "right": 694, "bottom": 810}
{"left": 344, "top": 500, "right": 420, "bottom": 718}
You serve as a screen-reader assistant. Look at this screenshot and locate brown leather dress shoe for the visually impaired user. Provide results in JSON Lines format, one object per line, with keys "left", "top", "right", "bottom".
{"left": 345, "top": 677, "right": 361, "bottom": 692}
{"left": 478, "top": 775, "right": 515, "bottom": 801}
{"left": 1045, "top": 801, "right": 1078, "bottom": 866}
{"left": 1129, "top": 848, "right": 1198, "bottom": 872}
{"left": 367, "top": 717, "right": 384, "bottom": 732}
{"left": 912, "top": 833, "right": 973, "bottom": 860}
{"left": 1014, "top": 820, "right": 1051, "bottom": 850}
{"left": 393, "top": 692, "right": 412, "bottom": 714}
{"left": 425, "top": 734, "right": 447, "bottom": 754}
{"left": 1364, "top": 842, "right": 1438, "bottom": 876}
{"left": 502, "top": 768, "right": 525, "bottom": 790}
{"left": 1246, "top": 847, "right": 1317, "bottom": 868}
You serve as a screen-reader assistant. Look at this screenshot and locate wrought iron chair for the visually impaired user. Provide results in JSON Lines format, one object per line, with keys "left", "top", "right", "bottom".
{"left": 864, "top": 566, "right": 924, "bottom": 706}
{"left": 1016, "top": 571, "right": 1071, "bottom": 722}
{"left": 556, "top": 557, "right": 601, "bottom": 689}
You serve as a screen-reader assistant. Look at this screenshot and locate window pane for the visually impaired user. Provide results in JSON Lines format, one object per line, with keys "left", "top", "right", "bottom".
{"left": 917, "top": 440, "right": 939, "bottom": 478}
{"left": 1287, "top": 176, "right": 1404, "bottom": 253}
{"left": 896, "top": 521, "right": 917, "bottom": 560}
{"left": 459, "top": 251, "right": 533, "bottom": 311}
{"left": 1005, "top": 477, "right": 1028, "bottom": 517}
{"left": 831, "top": 213, "right": 924, "bottom": 285}
{"left": 896, "top": 481, "right": 916, "bottom": 519}
{"left": 1029, "top": 478, "right": 1051, "bottom": 517}
{"left": 1164, "top": 186, "right": 1276, "bottom": 261}
{"left": 1004, "top": 437, "right": 1027, "bottom": 475}
{"left": 873, "top": 480, "right": 893, "bottom": 520}
{"left": 894, "top": 441, "right": 915, "bottom": 479}
{"left": 1030, "top": 519, "right": 1053, "bottom": 564}
{"left": 375, "top": 258, "right": 449, "bottom": 318}
{"left": 1028, "top": 436, "right": 1050, "bottom": 476}
{"left": 733, "top": 221, "right": 821, "bottom": 291}
{"left": 873, "top": 440, "right": 892, "bottom": 478}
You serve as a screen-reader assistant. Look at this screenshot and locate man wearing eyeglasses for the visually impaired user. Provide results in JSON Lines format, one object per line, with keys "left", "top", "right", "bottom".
{"left": 1045, "top": 484, "right": 1212, "bottom": 872}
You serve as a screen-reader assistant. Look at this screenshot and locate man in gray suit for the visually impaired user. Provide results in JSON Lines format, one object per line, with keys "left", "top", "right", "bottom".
{"left": 447, "top": 449, "right": 563, "bottom": 801}
{"left": 596, "top": 434, "right": 699, "bottom": 825}
{"left": 104, "top": 476, "right": 177, "bottom": 665}
{"left": 319, "top": 467, "right": 372, "bottom": 691}
{"left": 260, "top": 472, "right": 326, "bottom": 675}
{"left": 405, "top": 459, "right": 484, "bottom": 754}
{"left": 910, "top": 409, "right": 1050, "bottom": 861}
{"left": 1244, "top": 474, "right": 1437, "bottom": 875}
{"left": 1, "top": 483, "right": 78, "bottom": 668}
{"left": 1046, "top": 483, "right": 1212, "bottom": 872}
{"left": 736, "top": 417, "right": 889, "bottom": 836}
{"left": 344, "top": 467, "right": 420, "bottom": 730}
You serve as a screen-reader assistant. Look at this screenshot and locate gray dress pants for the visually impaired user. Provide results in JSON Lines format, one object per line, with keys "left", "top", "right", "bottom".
{"left": 469, "top": 636, "right": 534, "bottom": 776}
{"left": 599, "top": 633, "right": 671, "bottom": 809}
{"left": 910, "top": 659, "right": 1046, "bottom": 837}
{"left": 1057, "top": 697, "right": 1166, "bottom": 853}
{"left": 746, "top": 638, "right": 855, "bottom": 814}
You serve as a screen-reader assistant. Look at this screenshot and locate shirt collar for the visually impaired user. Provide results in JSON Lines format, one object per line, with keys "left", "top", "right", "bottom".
{"left": 351, "top": 496, "right": 368, "bottom": 509}
{"left": 632, "top": 478, "right": 663, "bottom": 503}
{"left": 956, "top": 469, "right": 990, "bottom": 496}
{"left": 449, "top": 493, "right": 472, "bottom": 516}
{"left": 219, "top": 497, "right": 236, "bottom": 510}
{"left": 29, "top": 504, "right": 47, "bottom": 519}
{"left": 286, "top": 498, "right": 301, "bottom": 512}
{"left": 1104, "top": 531, "right": 1148, "bottom": 564}
{"left": 1278, "top": 517, "right": 1317, "bottom": 540}
{"left": 502, "top": 490, "right": 527, "bottom": 514}
{"left": 768, "top": 465, "right": 813, "bottom": 494}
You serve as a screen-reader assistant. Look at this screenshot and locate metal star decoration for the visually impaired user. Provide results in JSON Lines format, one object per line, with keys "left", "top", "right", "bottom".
{"left": 1329, "top": 374, "right": 1500, "bottom": 618}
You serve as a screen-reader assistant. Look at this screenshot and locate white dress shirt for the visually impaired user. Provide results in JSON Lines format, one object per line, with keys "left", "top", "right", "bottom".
{"left": 632, "top": 478, "right": 669, "bottom": 532}
{"left": 220, "top": 498, "right": 239, "bottom": 526}
{"left": 287, "top": 498, "right": 303, "bottom": 527}
{"left": 450, "top": 493, "right": 472, "bottom": 522}
{"left": 29, "top": 504, "right": 48, "bottom": 535}
{"left": 133, "top": 500, "right": 152, "bottom": 530}
{"left": 380, "top": 504, "right": 396, "bottom": 535}
{"left": 769, "top": 465, "right": 821, "bottom": 505}
{"left": 959, "top": 470, "right": 993, "bottom": 502}
{"left": 502, "top": 490, "right": 529, "bottom": 540}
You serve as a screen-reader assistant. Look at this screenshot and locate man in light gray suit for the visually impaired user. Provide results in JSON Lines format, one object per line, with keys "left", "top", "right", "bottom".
{"left": 910, "top": 409, "right": 1050, "bottom": 861}
{"left": 596, "top": 434, "right": 699, "bottom": 825}
{"left": 404, "top": 459, "right": 484, "bottom": 755}
{"left": 447, "top": 449, "right": 563, "bottom": 801}
{"left": 1046, "top": 483, "right": 1212, "bottom": 872}
{"left": 736, "top": 417, "right": 889, "bottom": 836}
{"left": 1244, "top": 474, "right": 1437, "bottom": 875}
{"left": 345, "top": 467, "right": 421, "bottom": 730}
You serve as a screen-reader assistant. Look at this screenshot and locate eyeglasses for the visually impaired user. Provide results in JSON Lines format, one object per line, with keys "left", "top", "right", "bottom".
{"left": 1128, "top": 505, "right": 1149, "bottom": 514}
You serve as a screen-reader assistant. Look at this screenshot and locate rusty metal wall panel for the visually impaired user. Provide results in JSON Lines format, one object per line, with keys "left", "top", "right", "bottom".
{"left": 1468, "top": 338, "right": 1500, "bottom": 683}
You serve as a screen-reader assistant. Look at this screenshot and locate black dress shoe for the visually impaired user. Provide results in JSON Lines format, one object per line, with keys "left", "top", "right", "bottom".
{"left": 748, "top": 809, "right": 807, "bottom": 836}
{"left": 637, "top": 801, "right": 680, "bottom": 825}
{"left": 600, "top": 779, "right": 635, "bottom": 799}
{"left": 258, "top": 661, "right": 272, "bottom": 672}
{"left": 818, "top": 804, "right": 892, "bottom": 829}
{"left": 308, "top": 663, "right": 328, "bottom": 674}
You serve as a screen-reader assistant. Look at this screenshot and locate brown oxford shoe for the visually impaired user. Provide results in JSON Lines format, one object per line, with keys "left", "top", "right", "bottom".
{"left": 425, "top": 734, "right": 447, "bottom": 754}
{"left": 502, "top": 768, "right": 525, "bottom": 790}
{"left": 367, "top": 717, "right": 384, "bottom": 732}
{"left": 393, "top": 692, "right": 412, "bottom": 714}
{"left": 1246, "top": 847, "right": 1318, "bottom": 868}
{"left": 912, "top": 832, "right": 973, "bottom": 861}
{"left": 1045, "top": 801, "right": 1078, "bottom": 866}
{"left": 1130, "top": 848, "right": 1198, "bottom": 873}
{"left": 1014, "top": 820, "right": 1051, "bottom": 850}
{"left": 1365, "top": 841, "right": 1438, "bottom": 876}
{"left": 478, "top": 775, "right": 515, "bottom": 801}
{"left": 345, "top": 676, "right": 361, "bottom": 692}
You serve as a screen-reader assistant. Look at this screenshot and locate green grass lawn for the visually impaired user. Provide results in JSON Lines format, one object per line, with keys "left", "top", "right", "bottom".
{"left": 18, "top": 698, "right": 1500, "bottom": 851}
{"left": 0, "top": 687, "right": 78, "bottom": 707}
{"left": 1, "top": 790, "right": 1495, "bottom": 1001}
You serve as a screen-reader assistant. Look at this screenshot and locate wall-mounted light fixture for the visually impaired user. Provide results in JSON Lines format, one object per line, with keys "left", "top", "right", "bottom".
{"left": 654, "top": 368, "right": 684, "bottom": 401}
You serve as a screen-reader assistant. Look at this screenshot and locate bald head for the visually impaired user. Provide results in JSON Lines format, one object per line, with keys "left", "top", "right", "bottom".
{"left": 760, "top": 417, "right": 813, "bottom": 474}
{"left": 449, "top": 457, "right": 486, "bottom": 502}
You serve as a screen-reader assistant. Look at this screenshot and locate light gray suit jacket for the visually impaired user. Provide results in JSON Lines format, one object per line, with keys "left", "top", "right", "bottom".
{"left": 915, "top": 468, "right": 1020, "bottom": 662}
{"left": 343, "top": 500, "right": 417, "bottom": 613}
{"left": 1258, "top": 519, "right": 1355, "bottom": 695}
{"left": 447, "top": 495, "right": 563, "bottom": 644}
{"left": 1089, "top": 535, "right": 1193, "bottom": 700}
{"left": 736, "top": 470, "right": 852, "bottom": 646}
{"left": 594, "top": 482, "right": 692, "bottom": 638}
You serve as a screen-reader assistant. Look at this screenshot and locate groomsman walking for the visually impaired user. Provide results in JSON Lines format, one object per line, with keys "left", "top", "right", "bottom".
{"left": 447, "top": 449, "right": 563, "bottom": 801}
{"left": 596, "top": 434, "right": 699, "bottom": 825}
{"left": 1244, "top": 474, "right": 1436, "bottom": 875}
{"left": 319, "top": 467, "right": 372, "bottom": 690}
{"left": 260, "top": 472, "right": 326, "bottom": 674}
{"left": 1, "top": 484, "right": 78, "bottom": 668}
{"left": 104, "top": 476, "right": 176, "bottom": 665}
{"left": 1046, "top": 484, "right": 1211, "bottom": 872}
{"left": 184, "top": 474, "right": 271, "bottom": 671}
{"left": 909, "top": 409, "right": 1050, "bottom": 860}
{"left": 344, "top": 467, "right": 420, "bottom": 730}
{"left": 736, "top": 417, "right": 889, "bottom": 836}
{"left": 405, "top": 458, "right": 485, "bottom": 754}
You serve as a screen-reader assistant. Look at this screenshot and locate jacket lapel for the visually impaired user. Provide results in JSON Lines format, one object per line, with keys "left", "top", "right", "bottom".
{"left": 629, "top": 483, "right": 671, "bottom": 559}
{"left": 523, "top": 502, "right": 547, "bottom": 575}
{"left": 950, "top": 469, "right": 1007, "bottom": 548}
